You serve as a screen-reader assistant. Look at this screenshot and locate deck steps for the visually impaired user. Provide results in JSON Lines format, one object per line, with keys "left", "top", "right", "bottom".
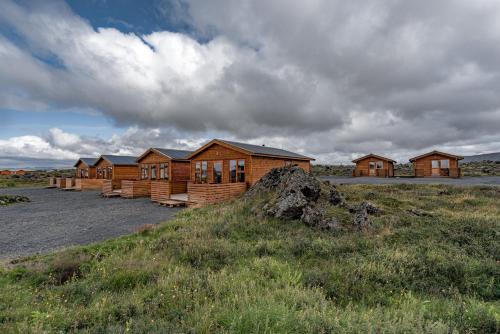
{"left": 61, "top": 187, "right": 76, "bottom": 191}
{"left": 102, "top": 190, "right": 122, "bottom": 198}
{"left": 158, "top": 199, "right": 188, "bottom": 207}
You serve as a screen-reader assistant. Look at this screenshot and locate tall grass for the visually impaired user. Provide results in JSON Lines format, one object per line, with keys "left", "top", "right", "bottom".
{"left": 0, "top": 184, "right": 499, "bottom": 333}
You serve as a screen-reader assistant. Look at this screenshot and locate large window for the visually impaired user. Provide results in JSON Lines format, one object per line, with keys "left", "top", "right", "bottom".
{"left": 440, "top": 159, "right": 449, "bottom": 168}
{"left": 160, "top": 163, "right": 168, "bottom": 180}
{"left": 201, "top": 161, "right": 208, "bottom": 183}
{"left": 230, "top": 160, "right": 237, "bottom": 183}
{"left": 230, "top": 160, "right": 245, "bottom": 183}
{"left": 432, "top": 160, "right": 439, "bottom": 168}
{"left": 376, "top": 161, "right": 383, "bottom": 169}
{"left": 213, "top": 161, "right": 222, "bottom": 183}
{"left": 151, "top": 164, "right": 157, "bottom": 180}
{"left": 107, "top": 167, "right": 113, "bottom": 180}
{"left": 141, "top": 164, "right": 149, "bottom": 180}
{"left": 238, "top": 160, "right": 245, "bottom": 182}
{"left": 195, "top": 162, "right": 201, "bottom": 183}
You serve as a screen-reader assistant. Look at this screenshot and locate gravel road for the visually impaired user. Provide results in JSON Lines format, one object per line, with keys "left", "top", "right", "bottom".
{"left": 321, "top": 176, "right": 500, "bottom": 186}
{"left": 0, "top": 188, "right": 181, "bottom": 259}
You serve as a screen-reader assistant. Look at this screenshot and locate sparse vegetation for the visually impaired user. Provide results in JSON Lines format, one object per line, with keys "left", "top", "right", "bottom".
{"left": 0, "top": 170, "right": 73, "bottom": 188}
{"left": 0, "top": 184, "right": 499, "bottom": 333}
{"left": 0, "top": 195, "right": 30, "bottom": 206}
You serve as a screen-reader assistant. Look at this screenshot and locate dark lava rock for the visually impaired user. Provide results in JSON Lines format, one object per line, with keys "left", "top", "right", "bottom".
{"left": 352, "top": 201, "right": 376, "bottom": 229}
{"left": 247, "top": 166, "right": 337, "bottom": 229}
{"left": 407, "top": 208, "right": 433, "bottom": 217}
{"left": 329, "top": 187, "right": 344, "bottom": 206}
{"left": 0, "top": 195, "right": 30, "bottom": 205}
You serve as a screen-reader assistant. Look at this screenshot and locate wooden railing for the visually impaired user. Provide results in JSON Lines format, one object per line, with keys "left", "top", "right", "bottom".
{"left": 121, "top": 180, "right": 151, "bottom": 198}
{"left": 414, "top": 168, "right": 461, "bottom": 178}
{"left": 188, "top": 182, "right": 248, "bottom": 205}
{"left": 353, "top": 169, "right": 388, "bottom": 177}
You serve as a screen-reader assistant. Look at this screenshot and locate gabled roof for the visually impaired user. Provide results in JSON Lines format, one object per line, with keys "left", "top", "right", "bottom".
{"left": 352, "top": 153, "right": 396, "bottom": 164}
{"left": 95, "top": 155, "right": 138, "bottom": 166}
{"left": 73, "top": 157, "right": 97, "bottom": 167}
{"left": 187, "top": 139, "right": 314, "bottom": 161}
{"left": 409, "top": 150, "right": 464, "bottom": 162}
{"left": 136, "top": 148, "right": 193, "bottom": 162}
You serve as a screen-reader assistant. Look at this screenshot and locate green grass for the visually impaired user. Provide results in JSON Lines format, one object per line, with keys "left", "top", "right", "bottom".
{"left": 0, "top": 184, "right": 499, "bottom": 333}
{"left": 0, "top": 176, "right": 46, "bottom": 188}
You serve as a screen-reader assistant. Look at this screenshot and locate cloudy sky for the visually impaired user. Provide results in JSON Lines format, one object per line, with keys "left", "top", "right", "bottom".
{"left": 1, "top": 0, "right": 500, "bottom": 168}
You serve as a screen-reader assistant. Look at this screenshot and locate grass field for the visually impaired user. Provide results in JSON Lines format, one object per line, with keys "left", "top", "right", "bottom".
{"left": 0, "top": 184, "right": 498, "bottom": 333}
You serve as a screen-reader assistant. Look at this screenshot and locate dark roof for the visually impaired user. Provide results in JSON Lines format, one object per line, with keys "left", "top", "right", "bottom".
{"left": 153, "top": 148, "right": 193, "bottom": 160}
{"left": 74, "top": 157, "right": 97, "bottom": 167}
{"left": 352, "top": 153, "right": 396, "bottom": 164}
{"left": 218, "top": 139, "right": 314, "bottom": 160}
{"left": 409, "top": 150, "right": 464, "bottom": 162}
{"left": 100, "top": 155, "right": 138, "bottom": 165}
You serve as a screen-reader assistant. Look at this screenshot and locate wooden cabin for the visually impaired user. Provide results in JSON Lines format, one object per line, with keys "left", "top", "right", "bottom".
{"left": 13, "top": 170, "right": 26, "bottom": 175}
{"left": 73, "top": 157, "right": 104, "bottom": 191}
{"left": 94, "top": 155, "right": 139, "bottom": 194}
{"left": 74, "top": 158, "right": 97, "bottom": 179}
{"left": 0, "top": 170, "right": 11, "bottom": 175}
{"left": 186, "top": 139, "right": 314, "bottom": 205}
{"left": 409, "top": 150, "right": 463, "bottom": 178}
{"left": 352, "top": 154, "right": 395, "bottom": 177}
{"left": 125, "top": 148, "right": 193, "bottom": 200}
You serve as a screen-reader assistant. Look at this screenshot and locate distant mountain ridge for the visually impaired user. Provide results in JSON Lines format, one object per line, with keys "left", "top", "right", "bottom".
{"left": 462, "top": 152, "right": 500, "bottom": 163}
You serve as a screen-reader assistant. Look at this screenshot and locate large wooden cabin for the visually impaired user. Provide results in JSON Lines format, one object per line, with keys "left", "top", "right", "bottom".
{"left": 186, "top": 139, "right": 314, "bottom": 205}
{"left": 409, "top": 150, "right": 463, "bottom": 178}
{"left": 352, "top": 154, "right": 395, "bottom": 177}
{"left": 121, "top": 148, "right": 192, "bottom": 200}
{"left": 94, "top": 155, "right": 139, "bottom": 194}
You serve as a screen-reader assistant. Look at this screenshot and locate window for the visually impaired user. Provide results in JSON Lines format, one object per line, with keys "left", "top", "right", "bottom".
{"left": 285, "top": 161, "right": 293, "bottom": 167}
{"left": 369, "top": 162, "right": 375, "bottom": 169}
{"left": 201, "top": 161, "right": 208, "bottom": 183}
{"left": 376, "top": 161, "right": 383, "bottom": 169}
{"left": 151, "top": 164, "right": 157, "bottom": 180}
{"left": 195, "top": 162, "right": 201, "bottom": 183}
{"left": 432, "top": 160, "right": 439, "bottom": 168}
{"left": 213, "top": 161, "right": 222, "bottom": 183}
{"left": 85, "top": 169, "right": 89, "bottom": 178}
{"left": 230, "top": 160, "right": 237, "bottom": 183}
{"left": 141, "top": 164, "right": 149, "bottom": 180}
{"left": 440, "top": 159, "right": 449, "bottom": 168}
{"left": 160, "top": 163, "right": 168, "bottom": 180}
{"left": 107, "top": 167, "right": 113, "bottom": 179}
{"left": 238, "top": 160, "right": 245, "bottom": 182}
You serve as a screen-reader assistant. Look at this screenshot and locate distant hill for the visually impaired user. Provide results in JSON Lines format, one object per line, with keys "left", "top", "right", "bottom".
{"left": 462, "top": 152, "right": 500, "bottom": 162}
{"left": 0, "top": 156, "right": 74, "bottom": 170}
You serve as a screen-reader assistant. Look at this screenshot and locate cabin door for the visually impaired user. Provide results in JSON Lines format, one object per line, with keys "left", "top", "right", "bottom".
{"left": 369, "top": 162, "right": 376, "bottom": 176}
{"left": 431, "top": 160, "right": 440, "bottom": 176}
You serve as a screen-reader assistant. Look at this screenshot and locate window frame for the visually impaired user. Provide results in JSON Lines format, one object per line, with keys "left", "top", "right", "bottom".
{"left": 213, "top": 161, "right": 223, "bottom": 184}
{"left": 440, "top": 159, "right": 450, "bottom": 169}
{"left": 237, "top": 159, "right": 245, "bottom": 183}
{"left": 151, "top": 164, "right": 157, "bottom": 180}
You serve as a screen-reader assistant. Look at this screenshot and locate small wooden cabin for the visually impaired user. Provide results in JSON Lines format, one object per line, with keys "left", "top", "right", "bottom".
{"left": 94, "top": 155, "right": 139, "bottom": 194}
{"left": 0, "top": 170, "right": 11, "bottom": 175}
{"left": 186, "top": 139, "right": 314, "bottom": 205}
{"left": 74, "top": 158, "right": 97, "bottom": 179}
{"left": 121, "top": 148, "right": 192, "bottom": 200}
{"left": 409, "top": 150, "right": 463, "bottom": 178}
{"left": 13, "top": 170, "right": 26, "bottom": 175}
{"left": 352, "top": 154, "right": 395, "bottom": 177}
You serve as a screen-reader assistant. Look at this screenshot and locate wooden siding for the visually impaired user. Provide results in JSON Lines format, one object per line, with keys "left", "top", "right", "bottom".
{"left": 413, "top": 153, "right": 461, "bottom": 178}
{"left": 113, "top": 166, "right": 139, "bottom": 181}
{"left": 121, "top": 180, "right": 151, "bottom": 198}
{"left": 75, "top": 178, "right": 104, "bottom": 191}
{"left": 48, "top": 177, "right": 56, "bottom": 186}
{"left": 151, "top": 181, "right": 171, "bottom": 203}
{"left": 65, "top": 178, "right": 75, "bottom": 189}
{"left": 250, "top": 156, "right": 311, "bottom": 185}
{"left": 102, "top": 180, "right": 113, "bottom": 194}
{"left": 353, "top": 157, "right": 394, "bottom": 178}
{"left": 187, "top": 182, "right": 247, "bottom": 205}
{"left": 55, "top": 177, "right": 66, "bottom": 188}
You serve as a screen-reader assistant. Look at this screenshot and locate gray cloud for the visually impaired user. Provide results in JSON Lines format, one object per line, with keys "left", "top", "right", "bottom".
{"left": 1, "top": 0, "right": 500, "bottom": 163}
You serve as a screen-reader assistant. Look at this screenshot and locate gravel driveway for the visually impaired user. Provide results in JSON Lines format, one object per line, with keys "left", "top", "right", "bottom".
{"left": 321, "top": 176, "right": 500, "bottom": 186}
{"left": 0, "top": 188, "right": 181, "bottom": 259}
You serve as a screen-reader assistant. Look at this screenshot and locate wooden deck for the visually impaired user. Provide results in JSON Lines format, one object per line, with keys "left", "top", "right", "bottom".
{"left": 102, "top": 189, "right": 122, "bottom": 198}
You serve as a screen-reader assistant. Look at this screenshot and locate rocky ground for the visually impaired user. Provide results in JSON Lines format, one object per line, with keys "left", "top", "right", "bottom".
{"left": 246, "top": 166, "right": 378, "bottom": 230}
{"left": 0, "top": 195, "right": 30, "bottom": 206}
